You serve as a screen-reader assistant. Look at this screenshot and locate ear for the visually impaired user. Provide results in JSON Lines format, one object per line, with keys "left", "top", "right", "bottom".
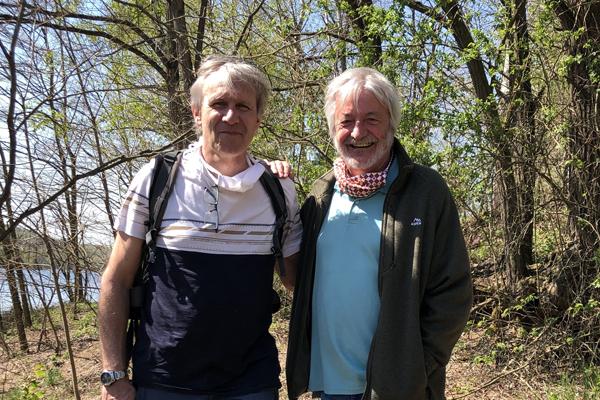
{"left": 191, "top": 107, "right": 198, "bottom": 117}
{"left": 191, "top": 107, "right": 201, "bottom": 123}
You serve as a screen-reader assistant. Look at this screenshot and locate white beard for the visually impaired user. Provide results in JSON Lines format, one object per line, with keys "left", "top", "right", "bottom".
{"left": 335, "top": 133, "right": 394, "bottom": 174}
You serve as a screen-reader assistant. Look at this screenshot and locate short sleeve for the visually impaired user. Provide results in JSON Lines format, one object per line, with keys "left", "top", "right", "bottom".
{"left": 113, "top": 159, "right": 156, "bottom": 240}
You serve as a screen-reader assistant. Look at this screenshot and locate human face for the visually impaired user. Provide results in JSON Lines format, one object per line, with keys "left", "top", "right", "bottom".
{"left": 333, "top": 89, "right": 393, "bottom": 176}
{"left": 194, "top": 74, "right": 260, "bottom": 162}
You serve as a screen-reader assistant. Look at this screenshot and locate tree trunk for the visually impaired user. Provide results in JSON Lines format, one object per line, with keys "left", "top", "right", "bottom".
{"left": 66, "top": 145, "right": 84, "bottom": 304}
{"left": 23, "top": 109, "right": 64, "bottom": 353}
{"left": 553, "top": 0, "right": 600, "bottom": 260}
{"left": 164, "top": 1, "right": 195, "bottom": 142}
{"left": 345, "top": 0, "right": 383, "bottom": 66}
{"left": 49, "top": 250, "right": 82, "bottom": 399}
{"left": 193, "top": 0, "right": 209, "bottom": 71}
{"left": 16, "top": 265, "right": 32, "bottom": 327}
{"left": 499, "top": 159, "right": 531, "bottom": 283}
{"left": 439, "top": 0, "right": 535, "bottom": 284}
{"left": 0, "top": 0, "right": 27, "bottom": 351}
{"left": 27, "top": 268, "right": 62, "bottom": 353}
{"left": 167, "top": 0, "right": 195, "bottom": 89}
{"left": 5, "top": 265, "right": 28, "bottom": 352}
{"left": 0, "top": 216, "right": 28, "bottom": 352}
{"left": 2, "top": 199, "right": 33, "bottom": 327}
{"left": 499, "top": 0, "right": 537, "bottom": 283}
{"left": 23, "top": 110, "right": 81, "bottom": 399}
{"left": 0, "top": 329, "right": 11, "bottom": 356}
{"left": 43, "top": 30, "right": 85, "bottom": 307}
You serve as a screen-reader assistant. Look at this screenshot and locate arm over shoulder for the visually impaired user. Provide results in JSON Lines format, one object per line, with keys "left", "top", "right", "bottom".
{"left": 279, "top": 177, "right": 302, "bottom": 258}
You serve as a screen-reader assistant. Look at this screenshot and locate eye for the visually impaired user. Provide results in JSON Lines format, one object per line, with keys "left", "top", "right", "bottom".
{"left": 366, "top": 117, "right": 379, "bottom": 124}
{"left": 237, "top": 103, "right": 251, "bottom": 111}
{"left": 210, "top": 100, "right": 227, "bottom": 109}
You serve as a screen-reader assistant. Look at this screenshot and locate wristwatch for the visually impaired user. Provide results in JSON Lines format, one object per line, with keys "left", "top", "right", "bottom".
{"left": 100, "top": 370, "right": 127, "bottom": 386}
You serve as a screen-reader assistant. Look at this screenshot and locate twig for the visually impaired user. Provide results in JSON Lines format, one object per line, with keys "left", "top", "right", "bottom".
{"left": 521, "top": 374, "right": 543, "bottom": 400}
{"left": 449, "top": 362, "right": 530, "bottom": 399}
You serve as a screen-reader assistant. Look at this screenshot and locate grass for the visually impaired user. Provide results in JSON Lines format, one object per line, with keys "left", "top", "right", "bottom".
{"left": 547, "top": 367, "right": 600, "bottom": 400}
{"left": 2, "top": 361, "right": 65, "bottom": 400}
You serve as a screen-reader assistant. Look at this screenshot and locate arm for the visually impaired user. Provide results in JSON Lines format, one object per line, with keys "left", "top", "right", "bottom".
{"left": 276, "top": 173, "right": 302, "bottom": 291}
{"left": 276, "top": 252, "right": 299, "bottom": 291}
{"left": 99, "top": 231, "right": 144, "bottom": 400}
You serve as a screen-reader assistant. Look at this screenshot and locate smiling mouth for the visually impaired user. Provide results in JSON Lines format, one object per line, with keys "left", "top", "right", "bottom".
{"left": 349, "top": 141, "right": 375, "bottom": 149}
{"left": 218, "top": 131, "right": 243, "bottom": 135}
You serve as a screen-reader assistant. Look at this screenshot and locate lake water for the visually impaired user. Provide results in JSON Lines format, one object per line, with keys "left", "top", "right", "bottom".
{"left": 0, "top": 268, "right": 100, "bottom": 312}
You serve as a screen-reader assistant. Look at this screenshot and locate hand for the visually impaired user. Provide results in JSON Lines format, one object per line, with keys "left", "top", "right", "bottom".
{"left": 267, "top": 160, "right": 293, "bottom": 179}
{"left": 101, "top": 379, "right": 135, "bottom": 400}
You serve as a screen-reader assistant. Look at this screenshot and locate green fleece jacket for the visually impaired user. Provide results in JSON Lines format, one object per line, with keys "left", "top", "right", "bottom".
{"left": 286, "top": 140, "right": 473, "bottom": 400}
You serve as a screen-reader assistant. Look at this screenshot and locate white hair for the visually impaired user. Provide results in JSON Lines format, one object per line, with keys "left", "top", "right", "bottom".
{"left": 190, "top": 55, "right": 271, "bottom": 118}
{"left": 324, "top": 67, "right": 401, "bottom": 138}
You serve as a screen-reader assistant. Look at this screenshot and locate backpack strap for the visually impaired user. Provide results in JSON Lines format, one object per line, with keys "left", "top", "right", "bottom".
{"left": 259, "top": 169, "right": 288, "bottom": 277}
{"left": 144, "top": 150, "right": 182, "bottom": 267}
{"left": 127, "top": 150, "right": 182, "bottom": 364}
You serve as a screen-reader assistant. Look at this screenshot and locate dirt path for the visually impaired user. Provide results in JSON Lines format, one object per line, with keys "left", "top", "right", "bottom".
{"left": 0, "top": 324, "right": 567, "bottom": 399}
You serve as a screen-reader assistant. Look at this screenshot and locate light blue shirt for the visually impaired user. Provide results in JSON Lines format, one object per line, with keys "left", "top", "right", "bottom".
{"left": 309, "top": 158, "right": 399, "bottom": 395}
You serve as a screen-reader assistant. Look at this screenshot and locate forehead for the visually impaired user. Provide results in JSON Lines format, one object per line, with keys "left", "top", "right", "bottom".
{"left": 335, "top": 88, "right": 387, "bottom": 116}
{"left": 203, "top": 70, "right": 256, "bottom": 101}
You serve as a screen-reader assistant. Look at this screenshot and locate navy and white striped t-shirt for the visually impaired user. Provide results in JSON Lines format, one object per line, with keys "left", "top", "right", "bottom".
{"left": 115, "top": 142, "right": 302, "bottom": 395}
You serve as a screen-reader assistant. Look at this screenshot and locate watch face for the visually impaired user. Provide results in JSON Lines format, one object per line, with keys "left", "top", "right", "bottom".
{"left": 100, "top": 372, "right": 114, "bottom": 385}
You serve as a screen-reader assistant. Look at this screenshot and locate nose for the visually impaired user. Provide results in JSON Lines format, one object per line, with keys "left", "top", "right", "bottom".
{"left": 350, "top": 120, "right": 367, "bottom": 139}
{"left": 222, "top": 107, "right": 238, "bottom": 124}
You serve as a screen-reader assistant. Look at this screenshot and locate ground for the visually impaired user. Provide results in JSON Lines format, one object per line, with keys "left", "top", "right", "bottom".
{"left": 0, "top": 316, "right": 584, "bottom": 400}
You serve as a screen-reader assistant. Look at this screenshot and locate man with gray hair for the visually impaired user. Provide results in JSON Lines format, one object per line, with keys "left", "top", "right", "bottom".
{"left": 286, "top": 67, "right": 472, "bottom": 400}
{"left": 99, "top": 55, "right": 301, "bottom": 400}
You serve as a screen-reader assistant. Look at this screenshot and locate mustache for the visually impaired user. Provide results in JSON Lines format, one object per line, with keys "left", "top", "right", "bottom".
{"left": 213, "top": 122, "right": 244, "bottom": 134}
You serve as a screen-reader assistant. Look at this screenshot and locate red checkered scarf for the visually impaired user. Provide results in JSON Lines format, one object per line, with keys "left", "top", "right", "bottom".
{"left": 333, "top": 156, "right": 393, "bottom": 198}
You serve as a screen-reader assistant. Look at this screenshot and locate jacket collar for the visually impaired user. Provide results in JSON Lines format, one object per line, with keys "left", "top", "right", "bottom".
{"left": 391, "top": 138, "right": 414, "bottom": 170}
{"left": 388, "top": 139, "right": 415, "bottom": 195}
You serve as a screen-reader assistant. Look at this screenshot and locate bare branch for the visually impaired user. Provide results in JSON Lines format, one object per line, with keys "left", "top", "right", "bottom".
{"left": 0, "top": 13, "right": 167, "bottom": 80}
{"left": 0, "top": 1, "right": 26, "bottom": 210}
{"left": 234, "top": 0, "right": 266, "bottom": 54}
{"left": 0, "top": 133, "right": 189, "bottom": 243}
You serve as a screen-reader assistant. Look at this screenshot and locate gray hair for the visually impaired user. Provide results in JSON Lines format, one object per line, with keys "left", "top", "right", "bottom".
{"left": 324, "top": 67, "right": 401, "bottom": 138}
{"left": 190, "top": 55, "right": 271, "bottom": 118}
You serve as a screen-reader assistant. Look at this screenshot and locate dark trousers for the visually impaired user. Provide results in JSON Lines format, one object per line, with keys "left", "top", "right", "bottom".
{"left": 136, "top": 387, "right": 279, "bottom": 400}
{"left": 319, "top": 393, "right": 363, "bottom": 400}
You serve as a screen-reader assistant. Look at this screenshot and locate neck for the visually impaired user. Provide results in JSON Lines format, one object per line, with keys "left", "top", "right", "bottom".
{"left": 201, "top": 146, "right": 248, "bottom": 176}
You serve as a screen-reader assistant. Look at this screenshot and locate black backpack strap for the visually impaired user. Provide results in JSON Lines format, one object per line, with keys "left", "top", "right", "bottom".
{"left": 145, "top": 151, "right": 182, "bottom": 267}
{"left": 126, "top": 150, "right": 182, "bottom": 364}
{"left": 259, "top": 169, "right": 288, "bottom": 277}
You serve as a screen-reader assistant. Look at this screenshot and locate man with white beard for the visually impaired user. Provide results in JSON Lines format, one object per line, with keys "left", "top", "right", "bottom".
{"left": 286, "top": 67, "right": 472, "bottom": 400}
